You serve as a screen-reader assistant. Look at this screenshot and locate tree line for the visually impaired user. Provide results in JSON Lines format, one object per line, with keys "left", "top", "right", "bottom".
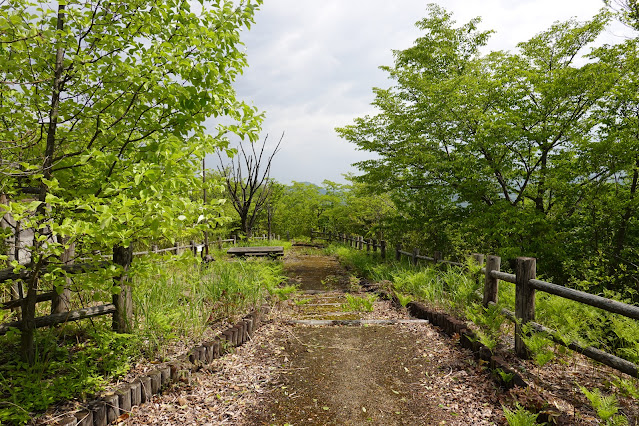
{"left": 332, "top": 3, "right": 639, "bottom": 302}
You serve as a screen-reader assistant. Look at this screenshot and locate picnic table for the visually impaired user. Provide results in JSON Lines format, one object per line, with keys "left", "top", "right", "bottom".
{"left": 227, "top": 246, "right": 284, "bottom": 258}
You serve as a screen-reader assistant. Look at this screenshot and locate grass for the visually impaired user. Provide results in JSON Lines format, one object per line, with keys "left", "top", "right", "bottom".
{"left": 0, "top": 240, "right": 287, "bottom": 424}
{"left": 341, "top": 293, "right": 377, "bottom": 312}
{"left": 133, "top": 252, "right": 284, "bottom": 355}
{"left": 0, "top": 326, "right": 139, "bottom": 424}
{"left": 326, "top": 244, "right": 481, "bottom": 315}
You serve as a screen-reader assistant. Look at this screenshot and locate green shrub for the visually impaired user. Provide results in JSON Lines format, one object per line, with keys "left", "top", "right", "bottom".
{"left": 0, "top": 328, "right": 139, "bottom": 425}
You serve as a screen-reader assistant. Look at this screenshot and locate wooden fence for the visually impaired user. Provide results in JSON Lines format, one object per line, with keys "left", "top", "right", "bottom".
{"left": 311, "top": 230, "right": 388, "bottom": 259}
{"left": 312, "top": 229, "right": 639, "bottom": 378}
{"left": 0, "top": 238, "right": 237, "bottom": 337}
{"left": 248, "top": 234, "right": 280, "bottom": 241}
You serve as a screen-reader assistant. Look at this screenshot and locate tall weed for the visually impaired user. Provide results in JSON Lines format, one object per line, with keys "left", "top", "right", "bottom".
{"left": 133, "top": 253, "right": 283, "bottom": 354}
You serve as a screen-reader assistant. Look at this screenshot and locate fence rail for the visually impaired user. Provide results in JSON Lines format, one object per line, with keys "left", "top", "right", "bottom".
{"left": 312, "top": 229, "right": 639, "bottom": 378}
{"left": 0, "top": 304, "right": 116, "bottom": 336}
{"left": 0, "top": 237, "right": 238, "bottom": 338}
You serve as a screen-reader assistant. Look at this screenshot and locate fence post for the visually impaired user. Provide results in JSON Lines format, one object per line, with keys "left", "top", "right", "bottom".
{"left": 174, "top": 241, "right": 180, "bottom": 255}
{"left": 472, "top": 253, "right": 484, "bottom": 267}
{"left": 217, "top": 238, "right": 222, "bottom": 250}
{"left": 380, "top": 240, "right": 386, "bottom": 260}
{"left": 358, "top": 236, "right": 363, "bottom": 250}
{"left": 366, "top": 239, "right": 370, "bottom": 252}
{"left": 190, "top": 240, "right": 196, "bottom": 256}
{"left": 433, "top": 251, "right": 442, "bottom": 264}
{"left": 310, "top": 230, "right": 314, "bottom": 242}
{"left": 412, "top": 248, "right": 419, "bottom": 266}
{"left": 515, "top": 257, "right": 536, "bottom": 359}
{"left": 112, "top": 245, "right": 134, "bottom": 333}
{"left": 51, "top": 239, "right": 73, "bottom": 314}
{"left": 373, "top": 239, "right": 378, "bottom": 253}
{"left": 233, "top": 235, "right": 237, "bottom": 245}
{"left": 483, "top": 255, "right": 500, "bottom": 307}
{"left": 152, "top": 244, "right": 158, "bottom": 254}
{"left": 395, "top": 243, "right": 402, "bottom": 262}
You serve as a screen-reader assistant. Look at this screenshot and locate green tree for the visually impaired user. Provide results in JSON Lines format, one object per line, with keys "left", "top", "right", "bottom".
{"left": 0, "top": 0, "right": 262, "bottom": 362}
{"left": 337, "top": 5, "right": 625, "bottom": 278}
{"left": 271, "top": 181, "right": 325, "bottom": 238}
{"left": 586, "top": 39, "right": 639, "bottom": 291}
{"left": 605, "top": 0, "right": 639, "bottom": 30}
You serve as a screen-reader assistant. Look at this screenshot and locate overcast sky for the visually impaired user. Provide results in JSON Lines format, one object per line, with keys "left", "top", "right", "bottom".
{"left": 219, "top": 0, "right": 633, "bottom": 186}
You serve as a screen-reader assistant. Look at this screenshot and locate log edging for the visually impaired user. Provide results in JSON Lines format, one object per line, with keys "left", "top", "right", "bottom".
{"left": 54, "top": 304, "right": 271, "bottom": 426}
{"left": 405, "top": 301, "right": 527, "bottom": 389}
{"left": 358, "top": 278, "right": 527, "bottom": 389}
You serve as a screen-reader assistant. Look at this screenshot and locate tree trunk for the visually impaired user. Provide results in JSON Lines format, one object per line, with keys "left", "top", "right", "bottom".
{"left": 51, "top": 238, "right": 73, "bottom": 314}
{"left": 112, "top": 245, "right": 133, "bottom": 333}
{"left": 610, "top": 156, "right": 639, "bottom": 277}
{"left": 535, "top": 149, "right": 549, "bottom": 213}
{"left": 20, "top": 269, "right": 40, "bottom": 364}
{"left": 1, "top": 203, "right": 24, "bottom": 320}
{"left": 20, "top": 4, "right": 66, "bottom": 364}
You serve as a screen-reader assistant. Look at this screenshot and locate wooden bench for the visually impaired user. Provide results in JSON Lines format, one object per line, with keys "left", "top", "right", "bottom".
{"left": 227, "top": 246, "right": 284, "bottom": 258}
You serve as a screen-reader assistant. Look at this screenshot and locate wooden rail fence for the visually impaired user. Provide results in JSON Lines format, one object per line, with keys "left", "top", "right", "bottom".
{"left": 312, "top": 229, "right": 639, "bottom": 378}
{"left": 0, "top": 238, "right": 238, "bottom": 337}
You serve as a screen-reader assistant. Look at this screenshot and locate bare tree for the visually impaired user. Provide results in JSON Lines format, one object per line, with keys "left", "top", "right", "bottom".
{"left": 217, "top": 133, "right": 283, "bottom": 238}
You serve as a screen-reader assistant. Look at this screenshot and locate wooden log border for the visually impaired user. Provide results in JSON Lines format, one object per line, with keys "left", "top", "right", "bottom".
{"left": 58, "top": 304, "right": 271, "bottom": 426}
{"left": 404, "top": 301, "right": 526, "bottom": 386}
{"left": 358, "top": 278, "right": 527, "bottom": 390}
{"left": 316, "top": 229, "right": 639, "bottom": 379}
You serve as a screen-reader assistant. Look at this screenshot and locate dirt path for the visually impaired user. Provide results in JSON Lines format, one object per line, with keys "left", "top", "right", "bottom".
{"left": 125, "top": 246, "right": 505, "bottom": 425}
{"left": 240, "top": 247, "right": 503, "bottom": 425}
